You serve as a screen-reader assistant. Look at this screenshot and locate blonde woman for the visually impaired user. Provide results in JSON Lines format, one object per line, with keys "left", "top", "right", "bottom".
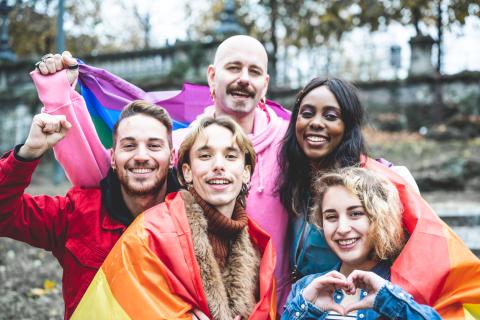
{"left": 282, "top": 168, "right": 441, "bottom": 320}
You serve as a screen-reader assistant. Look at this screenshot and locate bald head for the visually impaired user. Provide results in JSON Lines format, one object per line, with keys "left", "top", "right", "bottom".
{"left": 213, "top": 35, "right": 269, "bottom": 71}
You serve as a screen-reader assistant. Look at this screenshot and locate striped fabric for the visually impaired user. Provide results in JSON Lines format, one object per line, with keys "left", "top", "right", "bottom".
{"left": 363, "top": 157, "right": 480, "bottom": 319}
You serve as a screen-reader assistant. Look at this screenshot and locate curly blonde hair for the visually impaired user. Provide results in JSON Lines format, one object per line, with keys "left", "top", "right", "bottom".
{"left": 311, "top": 167, "right": 406, "bottom": 261}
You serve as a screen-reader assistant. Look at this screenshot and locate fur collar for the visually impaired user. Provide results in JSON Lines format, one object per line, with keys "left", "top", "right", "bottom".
{"left": 181, "top": 190, "right": 260, "bottom": 320}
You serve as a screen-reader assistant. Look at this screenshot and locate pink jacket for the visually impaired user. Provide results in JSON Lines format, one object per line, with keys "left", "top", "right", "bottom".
{"left": 32, "top": 70, "right": 292, "bottom": 312}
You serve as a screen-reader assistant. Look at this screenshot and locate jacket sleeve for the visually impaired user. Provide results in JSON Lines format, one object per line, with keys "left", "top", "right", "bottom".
{"left": 374, "top": 282, "right": 442, "bottom": 320}
{"left": 281, "top": 274, "right": 327, "bottom": 320}
{"left": 0, "top": 150, "right": 71, "bottom": 254}
{"left": 31, "top": 70, "right": 110, "bottom": 187}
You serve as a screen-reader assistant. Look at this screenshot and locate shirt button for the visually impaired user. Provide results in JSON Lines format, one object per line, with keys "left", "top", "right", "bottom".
{"left": 295, "top": 311, "right": 300, "bottom": 317}
{"left": 300, "top": 303, "right": 306, "bottom": 309}
{"left": 362, "top": 291, "right": 368, "bottom": 296}
{"left": 399, "top": 292, "right": 405, "bottom": 298}
{"left": 387, "top": 284, "right": 394, "bottom": 290}
{"left": 336, "top": 295, "right": 342, "bottom": 300}
{"left": 359, "top": 314, "right": 365, "bottom": 318}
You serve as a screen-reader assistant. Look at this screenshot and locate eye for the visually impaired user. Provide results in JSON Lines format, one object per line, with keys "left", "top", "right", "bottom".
{"left": 226, "top": 153, "right": 239, "bottom": 160}
{"left": 350, "top": 210, "right": 365, "bottom": 218}
{"left": 324, "top": 112, "right": 340, "bottom": 121}
{"left": 198, "top": 153, "right": 211, "bottom": 160}
{"left": 250, "top": 68, "right": 262, "bottom": 76}
{"left": 299, "top": 109, "right": 314, "bottom": 118}
{"left": 323, "top": 213, "right": 338, "bottom": 222}
{"left": 122, "top": 144, "right": 135, "bottom": 150}
{"left": 227, "top": 65, "right": 240, "bottom": 72}
{"left": 148, "top": 144, "right": 162, "bottom": 150}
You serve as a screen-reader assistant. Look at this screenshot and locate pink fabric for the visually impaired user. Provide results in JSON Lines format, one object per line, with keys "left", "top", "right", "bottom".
{"left": 31, "top": 70, "right": 110, "bottom": 187}
{"left": 173, "top": 106, "right": 291, "bottom": 312}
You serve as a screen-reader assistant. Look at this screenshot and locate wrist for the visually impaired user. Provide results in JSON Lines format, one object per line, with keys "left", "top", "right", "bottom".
{"left": 18, "top": 144, "right": 45, "bottom": 160}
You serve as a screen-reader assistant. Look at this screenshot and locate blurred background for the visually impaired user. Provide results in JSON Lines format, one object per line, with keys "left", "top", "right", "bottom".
{"left": 0, "top": 0, "right": 479, "bottom": 318}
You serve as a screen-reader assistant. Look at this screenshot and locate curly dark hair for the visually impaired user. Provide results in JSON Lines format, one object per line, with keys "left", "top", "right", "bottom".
{"left": 277, "top": 77, "right": 368, "bottom": 217}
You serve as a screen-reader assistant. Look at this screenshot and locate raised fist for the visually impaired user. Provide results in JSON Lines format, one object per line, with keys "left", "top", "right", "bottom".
{"left": 34, "top": 51, "right": 79, "bottom": 86}
{"left": 18, "top": 113, "right": 72, "bottom": 159}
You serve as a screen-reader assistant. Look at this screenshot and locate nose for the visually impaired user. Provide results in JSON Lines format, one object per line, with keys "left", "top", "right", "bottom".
{"left": 212, "top": 154, "right": 226, "bottom": 172}
{"left": 238, "top": 67, "right": 250, "bottom": 84}
{"left": 309, "top": 115, "right": 325, "bottom": 130}
{"left": 133, "top": 144, "right": 150, "bottom": 162}
{"left": 336, "top": 217, "right": 352, "bottom": 234}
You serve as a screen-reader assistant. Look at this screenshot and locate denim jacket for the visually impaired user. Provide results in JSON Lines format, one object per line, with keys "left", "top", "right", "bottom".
{"left": 282, "top": 262, "right": 442, "bottom": 320}
{"left": 290, "top": 196, "right": 339, "bottom": 282}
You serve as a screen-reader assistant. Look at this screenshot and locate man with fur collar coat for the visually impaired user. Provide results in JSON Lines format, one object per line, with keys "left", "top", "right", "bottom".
{"left": 71, "top": 117, "right": 277, "bottom": 319}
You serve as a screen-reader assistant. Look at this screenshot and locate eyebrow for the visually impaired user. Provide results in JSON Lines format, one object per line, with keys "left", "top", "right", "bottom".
{"left": 322, "top": 205, "right": 363, "bottom": 213}
{"left": 119, "top": 137, "right": 166, "bottom": 144}
{"left": 195, "top": 145, "right": 241, "bottom": 153}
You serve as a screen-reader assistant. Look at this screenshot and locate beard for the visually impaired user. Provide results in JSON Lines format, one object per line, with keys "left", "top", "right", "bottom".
{"left": 118, "top": 166, "right": 168, "bottom": 197}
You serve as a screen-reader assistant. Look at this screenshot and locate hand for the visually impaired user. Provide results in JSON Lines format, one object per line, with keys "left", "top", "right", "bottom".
{"left": 191, "top": 308, "right": 209, "bottom": 320}
{"left": 344, "top": 270, "right": 387, "bottom": 314}
{"left": 302, "top": 271, "right": 351, "bottom": 315}
{"left": 18, "top": 114, "right": 72, "bottom": 159}
{"left": 34, "top": 51, "right": 79, "bottom": 86}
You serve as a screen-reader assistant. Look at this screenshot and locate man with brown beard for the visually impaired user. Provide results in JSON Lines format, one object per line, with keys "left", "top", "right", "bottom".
{"left": 0, "top": 100, "right": 179, "bottom": 319}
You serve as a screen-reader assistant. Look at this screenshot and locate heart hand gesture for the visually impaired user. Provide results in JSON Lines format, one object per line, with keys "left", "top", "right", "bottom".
{"left": 302, "top": 271, "right": 352, "bottom": 315}
{"left": 344, "top": 270, "right": 387, "bottom": 314}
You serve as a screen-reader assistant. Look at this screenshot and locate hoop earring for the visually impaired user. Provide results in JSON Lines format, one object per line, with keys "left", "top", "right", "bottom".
{"left": 210, "top": 88, "right": 215, "bottom": 101}
{"left": 260, "top": 97, "right": 266, "bottom": 105}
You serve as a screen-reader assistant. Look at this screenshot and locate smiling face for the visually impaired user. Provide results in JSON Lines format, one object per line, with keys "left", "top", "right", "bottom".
{"left": 295, "top": 86, "right": 345, "bottom": 162}
{"left": 208, "top": 36, "right": 269, "bottom": 117}
{"left": 111, "top": 114, "right": 172, "bottom": 197}
{"left": 322, "top": 185, "right": 377, "bottom": 273}
{"left": 182, "top": 124, "right": 251, "bottom": 216}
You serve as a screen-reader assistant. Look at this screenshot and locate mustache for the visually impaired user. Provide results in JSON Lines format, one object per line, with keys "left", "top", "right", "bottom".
{"left": 226, "top": 85, "right": 255, "bottom": 97}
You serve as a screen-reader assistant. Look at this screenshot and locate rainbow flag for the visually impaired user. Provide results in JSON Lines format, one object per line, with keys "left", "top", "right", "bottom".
{"left": 363, "top": 157, "right": 480, "bottom": 319}
{"left": 71, "top": 192, "right": 277, "bottom": 320}
{"left": 77, "top": 63, "right": 290, "bottom": 149}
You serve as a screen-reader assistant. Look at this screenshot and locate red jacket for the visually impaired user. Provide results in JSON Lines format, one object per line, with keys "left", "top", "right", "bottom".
{"left": 0, "top": 150, "right": 126, "bottom": 319}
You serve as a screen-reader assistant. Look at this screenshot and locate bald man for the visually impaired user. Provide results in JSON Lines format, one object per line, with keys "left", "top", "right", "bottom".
{"left": 172, "top": 35, "right": 291, "bottom": 312}
{"left": 35, "top": 35, "right": 292, "bottom": 313}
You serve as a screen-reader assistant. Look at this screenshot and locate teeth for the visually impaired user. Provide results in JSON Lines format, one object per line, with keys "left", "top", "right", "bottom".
{"left": 130, "top": 168, "right": 153, "bottom": 174}
{"left": 338, "top": 239, "right": 357, "bottom": 246}
{"left": 208, "top": 179, "right": 230, "bottom": 185}
{"left": 231, "top": 91, "right": 250, "bottom": 97}
{"left": 306, "top": 136, "right": 327, "bottom": 142}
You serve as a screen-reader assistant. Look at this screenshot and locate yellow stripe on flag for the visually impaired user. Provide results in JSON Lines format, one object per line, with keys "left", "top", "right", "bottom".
{"left": 71, "top": 269, "right": 130, "bottom": 320}
{"left": 464, "top": 304, "right": 480, "bottom": 320}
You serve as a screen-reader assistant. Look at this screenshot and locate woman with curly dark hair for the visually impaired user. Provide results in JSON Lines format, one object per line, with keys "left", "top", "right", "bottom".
{"left": 276, "top": 77, "right": 418, "bottom": 282}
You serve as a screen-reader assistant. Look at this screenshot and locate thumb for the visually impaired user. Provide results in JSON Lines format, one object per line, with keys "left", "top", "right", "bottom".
{"left": 62, "top": 51, "right": 79, "bottom": 86}
{"left": 343, "top": 298, "right": 372, "bottom": 315}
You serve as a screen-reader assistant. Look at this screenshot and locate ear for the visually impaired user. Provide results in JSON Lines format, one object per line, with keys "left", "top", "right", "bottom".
{"left": 182, "top": 163, "right": 193, "bottom": 184}
{"left": 110, "top": 148, "right": 116, "bottom": 171}
{"left": 169, "top": 148, "right": 175, "bottom": 168}
{"left": 242, "top": 165, "right": 251, "bottom": 184}
{"left": 261, "top": 73, "right": 270, "bottom": 99}
{"left": 207, "top": 64, "right": 215, "bottom": 89}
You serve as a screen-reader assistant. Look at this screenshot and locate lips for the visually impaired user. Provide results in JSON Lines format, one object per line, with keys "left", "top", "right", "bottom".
{"left": 227, "top": 87, "right": 254, "bottom": 98}
{"left": 206, "top": 178, "right": 231, "bottom": 185}
{"left": 335, "top": 238, "right": 359, "bottom": 249}
{"left": 305, "top": 134, "right": 329, "bottom": 144}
